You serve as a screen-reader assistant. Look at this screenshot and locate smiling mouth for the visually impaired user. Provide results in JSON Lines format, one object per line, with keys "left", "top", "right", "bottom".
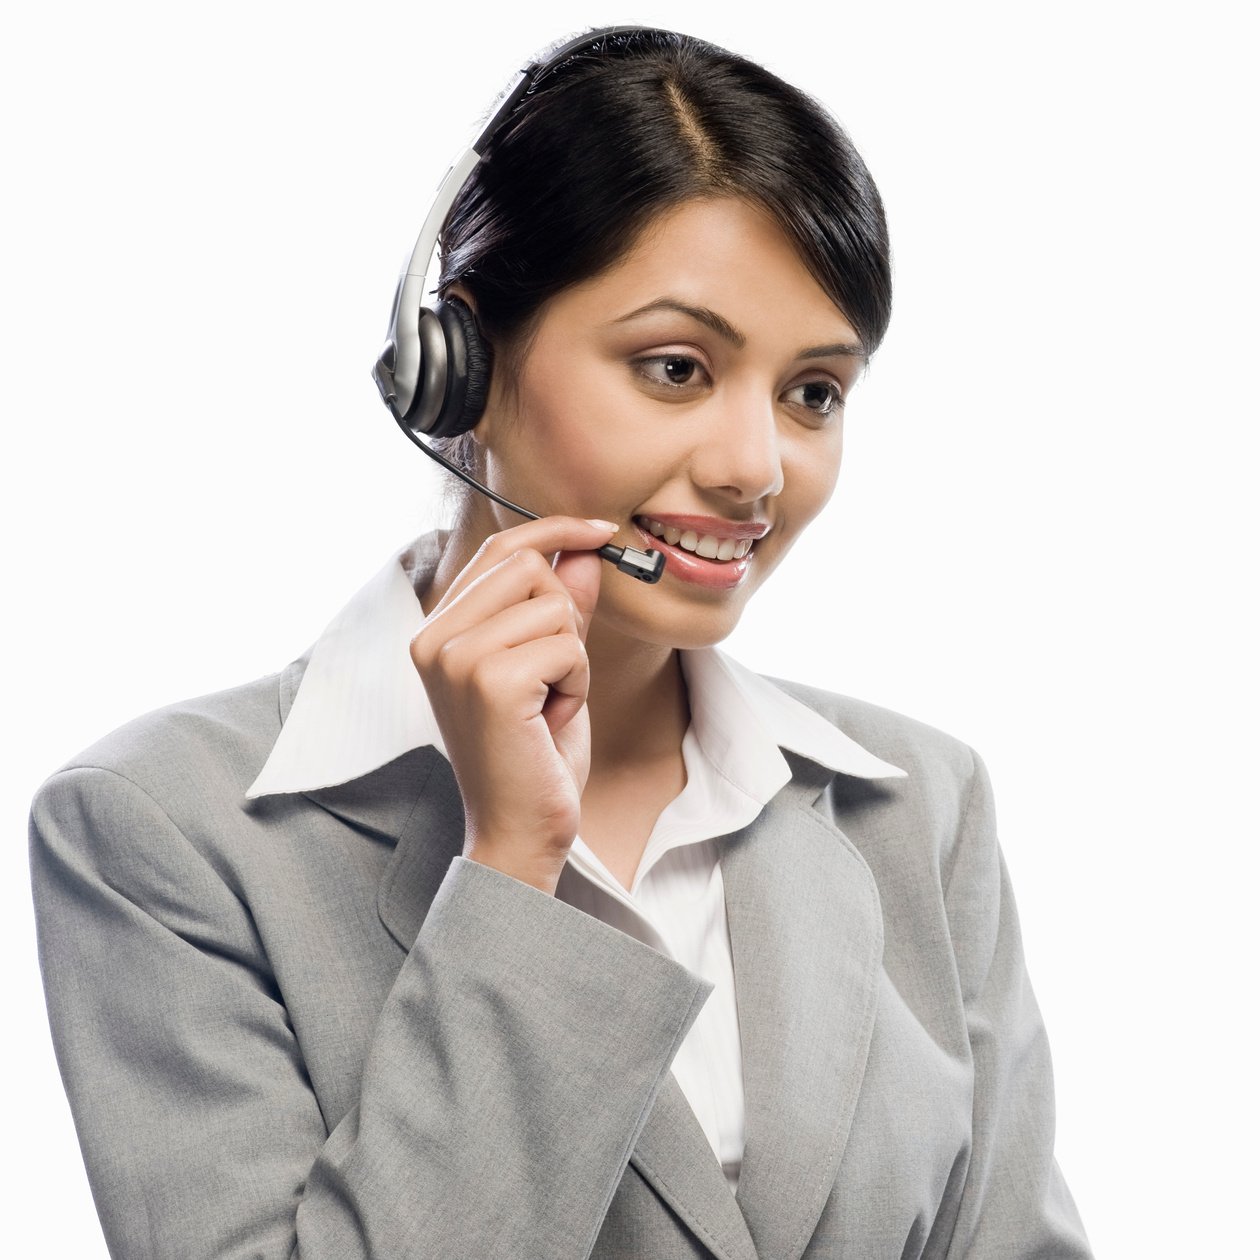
{"left": 634, "top": 516, "right": 759, "bottom": 563}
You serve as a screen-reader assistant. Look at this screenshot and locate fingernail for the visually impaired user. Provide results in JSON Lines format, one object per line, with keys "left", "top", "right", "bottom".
{"left": 586, "top": 518, "right": 618, "bottom": 532}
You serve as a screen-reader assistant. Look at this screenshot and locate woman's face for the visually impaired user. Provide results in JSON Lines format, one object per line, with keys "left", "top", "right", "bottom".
{"left": 471, "top": 195, "right": 866, "bottom": 651}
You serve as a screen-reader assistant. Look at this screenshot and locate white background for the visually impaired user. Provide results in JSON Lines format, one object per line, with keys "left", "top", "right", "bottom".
{"left": 4, "top": 1, "right": 1256, "bottom": 1254}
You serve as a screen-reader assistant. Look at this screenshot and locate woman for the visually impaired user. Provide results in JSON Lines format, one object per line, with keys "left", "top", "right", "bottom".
{"left": 29, "top": 26, "right": 1092, "bottom": 1260}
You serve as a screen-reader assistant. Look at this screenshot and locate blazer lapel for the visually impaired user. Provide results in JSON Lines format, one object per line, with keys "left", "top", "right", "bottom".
{"left": 629, "top": 1072, "right": 759, "bottom": 1260}
{"left": 725, "top": 758, "right": 885, "bottom": 1260}
{"left": 373, "top": 750, "right": 467, "bottom": 949}
{"left": 272, "top": 654, "right": 467, "bottom": 940}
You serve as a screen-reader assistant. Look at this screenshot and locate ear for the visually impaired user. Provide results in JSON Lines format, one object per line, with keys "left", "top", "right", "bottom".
{"left": 443, "top": 281, "right": 478, "bottom": 314}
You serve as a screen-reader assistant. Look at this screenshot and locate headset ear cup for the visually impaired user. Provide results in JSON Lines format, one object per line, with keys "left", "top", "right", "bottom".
{"left": 432, "top": 295, "right": 493, "bottom": 439}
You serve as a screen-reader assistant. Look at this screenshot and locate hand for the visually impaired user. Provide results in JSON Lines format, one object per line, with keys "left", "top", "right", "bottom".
{"left": 409, "top": 517, "right": 617, "bottom": 895}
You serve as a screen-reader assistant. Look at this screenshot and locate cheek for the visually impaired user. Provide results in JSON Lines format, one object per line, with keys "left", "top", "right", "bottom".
{"left": 513, "top": 361, "right": 614, "bottom": 476}
{"left": 519, "top": 408, "right": 629, "bottom": 512}
{"left": 783, "top": 435, "right": 845, "bottom": 533}
{"left": 515, "top": 386, "right": 684, "bottom": 510}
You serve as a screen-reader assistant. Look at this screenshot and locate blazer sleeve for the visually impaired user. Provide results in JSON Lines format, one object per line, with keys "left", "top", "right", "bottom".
{"left": 30, "top": 765, "right": 712, "bottom": 1260}
{"left": 941, "top": 749, "right": 1093, "bottom": 1259}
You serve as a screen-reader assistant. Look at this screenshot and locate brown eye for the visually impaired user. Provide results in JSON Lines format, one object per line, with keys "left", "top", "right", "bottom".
{"left": 636, "top": 354, "right": 707, "bottom": 388}
{"left": 784, "top": 379, "right": 843, "bottom": 418}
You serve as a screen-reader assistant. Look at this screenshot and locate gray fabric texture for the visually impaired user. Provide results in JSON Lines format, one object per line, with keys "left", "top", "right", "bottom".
{"left": 29, "top": 653, "right": 1092, "bottom": 1258}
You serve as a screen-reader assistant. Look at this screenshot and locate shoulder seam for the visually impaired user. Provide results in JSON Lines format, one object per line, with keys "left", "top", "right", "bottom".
{"left": 41, "top": 763, "right": 196, "bottom": 846}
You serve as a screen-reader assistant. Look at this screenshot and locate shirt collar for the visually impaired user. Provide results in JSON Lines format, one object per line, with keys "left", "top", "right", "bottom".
{"left": 245, "top": 532, "right": 905, "bottom": 800}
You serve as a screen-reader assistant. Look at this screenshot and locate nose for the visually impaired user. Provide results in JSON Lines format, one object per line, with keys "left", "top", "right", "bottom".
{"left": 690, "top": 387, "right": 785, "bottom": 504}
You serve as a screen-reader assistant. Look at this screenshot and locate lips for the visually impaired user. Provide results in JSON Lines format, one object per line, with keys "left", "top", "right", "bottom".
{"left": 631, "top": 513, "right": 770, "bottom": 589}
{"left": 638, "top": 516, "right": 754, "bottom": 561}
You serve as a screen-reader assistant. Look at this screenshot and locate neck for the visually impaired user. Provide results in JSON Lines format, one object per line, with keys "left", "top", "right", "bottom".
{"left": 583, "top": 616, "right": 689, "bottom": 774}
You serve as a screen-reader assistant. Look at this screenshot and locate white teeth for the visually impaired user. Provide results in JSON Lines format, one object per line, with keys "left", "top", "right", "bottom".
{"left": 637, "top": 517, "right": 759, "bottom": 563}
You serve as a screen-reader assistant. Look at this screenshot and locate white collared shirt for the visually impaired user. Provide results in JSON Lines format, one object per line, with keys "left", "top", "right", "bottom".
{"left": 247, "top": 533, "right": 906, "bottom": 1193}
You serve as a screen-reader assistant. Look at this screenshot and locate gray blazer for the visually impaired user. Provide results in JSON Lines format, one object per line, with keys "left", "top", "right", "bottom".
{"left": 30, "top": 652, "right": 1091, "bottom": 1259}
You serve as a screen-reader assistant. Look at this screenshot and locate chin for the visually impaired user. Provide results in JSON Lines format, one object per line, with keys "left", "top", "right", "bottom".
{"left": 594, "top": 584, "right": 747, "bottom": 651}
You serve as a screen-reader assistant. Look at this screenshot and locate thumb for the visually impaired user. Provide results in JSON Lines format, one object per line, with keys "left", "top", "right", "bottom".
{"left": 552, "top": 548, "right": 603, "bottom": 643}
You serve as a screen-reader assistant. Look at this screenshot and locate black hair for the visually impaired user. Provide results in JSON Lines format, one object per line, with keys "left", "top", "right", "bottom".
{"left": 434, "top": 26, "right": 891, "bottom": 474}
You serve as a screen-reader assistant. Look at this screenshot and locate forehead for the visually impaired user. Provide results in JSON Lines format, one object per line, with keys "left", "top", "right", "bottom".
{"left": 545, "top": 196, "right": 859, "bottom": 347}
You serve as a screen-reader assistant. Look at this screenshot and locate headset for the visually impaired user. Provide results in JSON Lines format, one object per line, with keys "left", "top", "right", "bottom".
{"left": 371, "top": 26, "right": 665, "bottom": 584}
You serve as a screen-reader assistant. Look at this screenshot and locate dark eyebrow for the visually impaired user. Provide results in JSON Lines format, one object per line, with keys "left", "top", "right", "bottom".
{"left": 607, "top": 296, "right": 865, "bottom": 361}
{"left": 797, "top": 342, "right": 866, "bottom": 362}
{"left": 608, "top": 298, "right": 746, "bottom": 348}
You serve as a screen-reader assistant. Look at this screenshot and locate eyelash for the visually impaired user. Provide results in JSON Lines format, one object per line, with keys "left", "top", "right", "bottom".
{"left": 632, "top": 354, "right": 846, "bottom": 420}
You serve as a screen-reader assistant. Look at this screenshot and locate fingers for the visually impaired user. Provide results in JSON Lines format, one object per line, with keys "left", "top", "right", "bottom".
{"left": 413, "top": 549, "right": 582, "bottom": 671}
{"left": 505, "top": 634, "right": 591, "bottom": 735}
{"left": 411, "top": 540, "right": 595, "bottom": 738}
{"left": 427, "top": 517, "right": 616, "bottom": 619}
{"left": 426, "top": 589, "right": 581, "bottom": 680}
{"left": 443, "top": 633, "right": 590, "bottom": 734}
{"left": 552, "top": 548, "right": 603, "bottom": 643}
